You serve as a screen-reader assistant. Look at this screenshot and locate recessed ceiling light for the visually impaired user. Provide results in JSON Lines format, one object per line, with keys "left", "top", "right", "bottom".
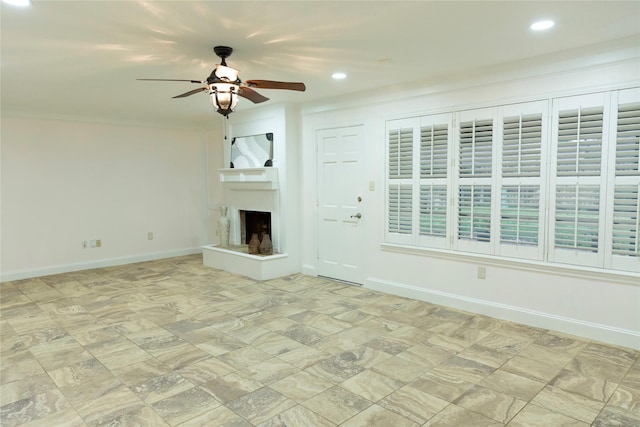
{"left": 2, "top": 0, "right": 31, "bottom": 6}
{"left": 332, "top": 72, "right": 347, "bottom": 80}
{"left": 530, "top": 20, "right": 555, "bottom": 31}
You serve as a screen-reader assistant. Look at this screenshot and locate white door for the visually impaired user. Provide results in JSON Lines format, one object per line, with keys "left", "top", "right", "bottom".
{"left": 317, "top": 125, "right": 365, "bottom": 285}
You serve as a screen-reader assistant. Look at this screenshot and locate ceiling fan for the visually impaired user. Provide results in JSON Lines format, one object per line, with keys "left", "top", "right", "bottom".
{"left": 138, "top": 46, "right": 306, "bottom": 117}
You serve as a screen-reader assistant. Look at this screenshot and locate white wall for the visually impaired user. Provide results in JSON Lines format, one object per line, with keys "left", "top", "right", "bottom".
{"left": 300, "top": 50, "right": 640, "bottom": 348}
{"left": 0, "top": 115, "right": 210, "bottom": 280}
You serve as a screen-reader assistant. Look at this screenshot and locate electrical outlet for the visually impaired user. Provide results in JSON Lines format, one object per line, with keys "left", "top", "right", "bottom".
{"left": 147, "top": 232, "right": 154, "bottom": 240}
{"left": 477, "top": 266, "right": 486, "bottom": 280}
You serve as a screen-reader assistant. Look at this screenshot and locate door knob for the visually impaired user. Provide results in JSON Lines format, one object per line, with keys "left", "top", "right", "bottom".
{"left": 350, "top": 213, "right": 362, "bottom": 219}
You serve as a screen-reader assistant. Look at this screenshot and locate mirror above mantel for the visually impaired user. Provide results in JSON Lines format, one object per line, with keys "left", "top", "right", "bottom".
{"left": 230, "top": 132, "right": 273, "bottom": 168}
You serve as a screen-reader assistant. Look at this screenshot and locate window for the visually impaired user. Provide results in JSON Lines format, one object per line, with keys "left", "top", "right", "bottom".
{"left": 387, "top": 115, "right": 451, "bottom": 248}
{"left": 453, "top": 103, "right": 547, "bottom": 259}
{"left": 385, "top": 88, "right": 639, "bottom": 273}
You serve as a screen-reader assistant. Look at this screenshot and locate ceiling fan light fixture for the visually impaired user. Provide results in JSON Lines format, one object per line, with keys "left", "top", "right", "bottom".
{"left": 214, "top": 65, "right": 240, "bottom": 82}
{"left": 209, "top": 83, "right": 239, "bottom": 116}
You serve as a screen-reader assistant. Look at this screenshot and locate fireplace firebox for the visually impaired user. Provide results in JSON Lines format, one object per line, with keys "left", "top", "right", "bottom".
{"left": 239, "top": 210, "right": 272, "bottom": 245}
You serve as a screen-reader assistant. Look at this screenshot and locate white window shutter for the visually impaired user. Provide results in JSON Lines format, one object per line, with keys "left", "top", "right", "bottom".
{"left": 459, "top": 119, "right": 493, "bottom": 177}
{"left": 497, "top": 102, "right": 547, "bottom": 260}
{"left": 458, "top": 185, "right": 492, "bottom": 242}
{"left": 554, "top": 185, "right": 600, "bottom": 252}
{"left": 606, "top": 88, "right": 640, "bottom": 272}
{"left": 455, "top": 109, "right": 495, "bottom": 254}
{"left": 386, "top": 119, "right": 416, "bottom": 245}
{"left": 500, "top": 185, "right": 540, "bottom": 245}
{"left": 611, "top": 185, "right": 639, "bottom": 257}
{"left": 388, "top": 127, "right": 413, "bottom": 179}
{"left": 417, "top": 113, "right": 451, "bottom": 248}
{"left": 420, "top": 124, "right": 448, "bottom": 178}
{"left": 502, "top": 114, "right": 542, "bottom": 177}
{"left": 388, "top": 184, "right": 413, "bottom": 235}
{"left": 419, "top": 185, "right": 447, "bottom": 236}
{"left": 557, "top": 107, "right": 603, "bottom": 176}
{"left": 615, "top": 102, "right": 640, "bottom": 176}
{"left": 549, "top": 93, "right": 608, "bottom": 268}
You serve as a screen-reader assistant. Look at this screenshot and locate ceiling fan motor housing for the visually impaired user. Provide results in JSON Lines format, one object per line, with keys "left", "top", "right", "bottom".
{"left": 214, "top": 46, "right": 233, "bottom": 64}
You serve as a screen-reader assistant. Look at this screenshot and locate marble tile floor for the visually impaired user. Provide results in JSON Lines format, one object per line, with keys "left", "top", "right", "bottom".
{"left": 1, "top": 254, "right": 639, "bottom": 427}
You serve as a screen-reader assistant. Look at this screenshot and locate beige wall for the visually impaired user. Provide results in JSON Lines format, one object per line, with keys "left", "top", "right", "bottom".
{"left": 1, "top": 116, "right": 209, "bottom": 279}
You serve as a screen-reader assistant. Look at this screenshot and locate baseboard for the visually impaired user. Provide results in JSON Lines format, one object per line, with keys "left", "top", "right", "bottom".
{"left": 301, "top": 264, "right": 317, "bottom": 277}
{"left": 365, "top": 276, "right": 640, "bottom": 350}
{"left": 0, "top": 247, "right": 203, "bottom": 282}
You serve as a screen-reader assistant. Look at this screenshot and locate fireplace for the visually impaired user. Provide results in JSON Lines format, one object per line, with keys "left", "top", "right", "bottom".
{"left": 239, "top": 210, "right": 272, "bottom": 245}
{"left": 203, "top": 166, "right": 296, "bottom": 280}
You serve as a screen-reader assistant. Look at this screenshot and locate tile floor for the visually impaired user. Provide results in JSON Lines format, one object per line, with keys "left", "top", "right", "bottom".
{"left": 1, "top": 254, "right": 639, "bottom": 426}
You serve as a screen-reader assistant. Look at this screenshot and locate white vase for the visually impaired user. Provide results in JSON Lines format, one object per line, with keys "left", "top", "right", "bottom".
{"left": 218, "top": 206, "right": 230, "bottom": 247}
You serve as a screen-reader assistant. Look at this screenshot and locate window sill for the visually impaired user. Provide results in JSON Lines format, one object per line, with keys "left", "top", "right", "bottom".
{"left": 380, "top": 243, "right": 639, "bottom": 286}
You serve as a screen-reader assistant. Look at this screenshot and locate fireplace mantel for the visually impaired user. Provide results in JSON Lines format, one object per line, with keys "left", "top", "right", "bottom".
{"left": 219, "top": 167, "right": 278, "bottom": 190}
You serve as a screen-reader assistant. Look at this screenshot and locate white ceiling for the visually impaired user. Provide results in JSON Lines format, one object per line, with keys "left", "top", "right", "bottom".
{"left": 2, "top": 1, "right": 639, "bottom": 125}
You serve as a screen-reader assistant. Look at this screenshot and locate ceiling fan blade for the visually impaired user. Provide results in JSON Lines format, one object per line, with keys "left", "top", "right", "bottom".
{"left": 239, "top": 87, "right": 269, "bottom": 104}
{"left": 244, "top": 80, "right": 306, "bottom": 91}
{"left": 173, "top": 87, "right": 207, "bottom": 98}
{"left": 138, "top": 78, "right": 204, "bottom": 84}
